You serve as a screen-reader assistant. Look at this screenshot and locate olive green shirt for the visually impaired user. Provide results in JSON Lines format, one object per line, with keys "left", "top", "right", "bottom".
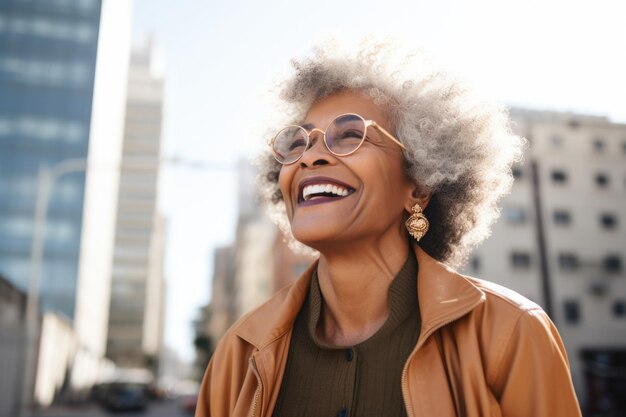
{"left": 272, "top": 250, "right": 420, "bottom": 417}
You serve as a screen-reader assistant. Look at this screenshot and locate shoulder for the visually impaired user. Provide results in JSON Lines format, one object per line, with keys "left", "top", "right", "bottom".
{"left": 462, "top": 275, "right": 557, "bottom": 344}
{"left": 458, "top": 275, "right": 571, "bottom": 383}
{"left": 196, "top": 284, "right": 303, "bottom": 417}
{"left": 465, "top": 275, "right": 543, "bottom": 313}
{"left": 237, "top": 284, "right": 296, "bottom": 340}
{"left": 445, "top": 274, "right": 555, "bottom": 343}
{"left": 204, "top": 280, "right": 305, "bottom": 392}
{"left": 462, "top": 280, "right": 580, "bottom": 413}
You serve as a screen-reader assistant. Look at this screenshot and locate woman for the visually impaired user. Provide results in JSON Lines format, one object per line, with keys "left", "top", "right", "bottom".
{"left": 196, "top": 39, "right": 582, "bottom": 417}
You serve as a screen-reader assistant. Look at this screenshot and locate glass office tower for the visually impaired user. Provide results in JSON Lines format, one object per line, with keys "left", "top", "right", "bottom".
{"left": 0, "top": 0, "right": 102, "bottom": 318}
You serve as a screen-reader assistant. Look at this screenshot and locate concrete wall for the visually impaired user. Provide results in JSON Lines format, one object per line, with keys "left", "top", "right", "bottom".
{"left": 0, "top": 276, "right": 27, "bottom": 417}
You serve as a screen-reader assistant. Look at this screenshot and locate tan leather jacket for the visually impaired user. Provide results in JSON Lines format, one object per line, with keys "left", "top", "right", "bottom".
{"left": 196, "top": 246, "right": 582, "bottom": 417}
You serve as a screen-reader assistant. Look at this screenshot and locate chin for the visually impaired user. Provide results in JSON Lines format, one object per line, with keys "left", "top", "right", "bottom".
{"left": 290, "top": 223, "right": 339, "bottom": 250}
{"left": 291, "top": 230, "right": 328, "bottom": 249}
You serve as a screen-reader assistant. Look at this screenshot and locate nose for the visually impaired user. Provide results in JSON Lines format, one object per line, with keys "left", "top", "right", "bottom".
{"left": 298, "top": 129, "right": 333, "bottom": 167}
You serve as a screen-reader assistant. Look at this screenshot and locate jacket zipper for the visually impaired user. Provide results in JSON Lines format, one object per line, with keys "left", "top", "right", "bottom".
{"left": 401, "top": 298, "right": 484, "bottom": 417}
{"left": 250, "top": 356, "right": 262, "bottom": 417}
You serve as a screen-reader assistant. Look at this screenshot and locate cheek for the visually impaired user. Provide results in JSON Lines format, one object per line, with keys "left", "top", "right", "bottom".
{"left": 277, "top": 166, "right": 294, "bottom": 202}
{"left": 377, "top": 159, "right": 413, "bottom": 202}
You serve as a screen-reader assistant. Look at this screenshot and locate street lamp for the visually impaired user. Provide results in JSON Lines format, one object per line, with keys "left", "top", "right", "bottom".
{"left": 19, "top": 158, "right": 87, "bottom": 417}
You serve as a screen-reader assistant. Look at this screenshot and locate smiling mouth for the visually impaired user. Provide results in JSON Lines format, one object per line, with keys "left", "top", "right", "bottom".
{"left": 298, "top": 180, "right": 355, "bottom": 206}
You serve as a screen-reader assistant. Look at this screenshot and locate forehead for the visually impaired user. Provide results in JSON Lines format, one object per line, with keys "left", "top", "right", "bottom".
{"left": 303, "top": 90, "right": 389, "bottom": 127}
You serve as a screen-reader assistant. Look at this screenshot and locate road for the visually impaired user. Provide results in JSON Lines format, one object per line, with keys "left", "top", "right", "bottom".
{"left": 29, "top": 398, "right": 194, "bottom": 417}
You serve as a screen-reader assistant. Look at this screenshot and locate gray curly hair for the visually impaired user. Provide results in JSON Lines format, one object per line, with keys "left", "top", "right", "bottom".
{"left": 257, "top": 38, "right": 525, "bottom": 268}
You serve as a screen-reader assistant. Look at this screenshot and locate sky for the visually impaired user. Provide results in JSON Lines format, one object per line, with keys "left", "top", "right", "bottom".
{"left": 132, "top": 0, "right": 626, "bottom": 361}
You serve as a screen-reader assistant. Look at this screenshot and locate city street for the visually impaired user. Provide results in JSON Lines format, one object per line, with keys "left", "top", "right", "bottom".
{"left": 29, "top": 398, "right": 194, "bottom": 417}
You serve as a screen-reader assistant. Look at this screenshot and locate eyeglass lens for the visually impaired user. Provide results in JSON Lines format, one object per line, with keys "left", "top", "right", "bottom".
{"left": 273, "top": 114, "right": 366, "bottom": 164}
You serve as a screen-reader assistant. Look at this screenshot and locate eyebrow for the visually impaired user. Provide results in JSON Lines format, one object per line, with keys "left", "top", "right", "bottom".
{"left": 301, "top": 122, "right": 316, "bottom": 131}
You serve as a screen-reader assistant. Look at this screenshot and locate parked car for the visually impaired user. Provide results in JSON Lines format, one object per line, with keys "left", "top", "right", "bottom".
{"left": 97, "top": 382, "right": 149, "bottom": 412}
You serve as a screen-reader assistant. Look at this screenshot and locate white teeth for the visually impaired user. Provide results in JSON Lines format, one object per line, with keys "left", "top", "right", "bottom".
{"left": 302, "top": 183, "right": 351, "bottom": 201}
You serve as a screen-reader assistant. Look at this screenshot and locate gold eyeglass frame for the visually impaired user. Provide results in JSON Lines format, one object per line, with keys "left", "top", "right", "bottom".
{"left": 269, "top": 113, "right": 406, "bottom": 165}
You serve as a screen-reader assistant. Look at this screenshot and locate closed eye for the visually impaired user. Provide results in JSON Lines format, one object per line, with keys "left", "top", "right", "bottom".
{"left": 336, "top": 129, "right": 364, "bottom": 140}
{"left": 288, "top": 138, "right": 307, "bottom": 151}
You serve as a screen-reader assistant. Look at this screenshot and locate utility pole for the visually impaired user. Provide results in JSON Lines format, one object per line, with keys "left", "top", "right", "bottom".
{"left": 530, "top": 159, "right": 553, "bottom": 318}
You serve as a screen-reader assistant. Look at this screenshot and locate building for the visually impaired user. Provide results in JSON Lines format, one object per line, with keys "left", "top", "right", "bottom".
{"left": 462, "top": 108, "right": 626, "bottom": 411}
{"left": 232, "top": 215, "right": 276, "bottom": 319}
{"left": 106, "top": 39, "right": 166, "bottom": 375}
{"left": 193, "top": 244, "right": 239, "bottom": 379}
{"left": 230, "top": 159, "right": 277, "bottom": 319}
{"left": 0, "top": 274, "right": 27, "bottom": 417}
{"left": 206, "top": 245, "right": 237, "bottom": 345}
{"left": 0, "top": 0, "right": 132, "bottom": 405}
{"left": 197, "top": 160, "right": 276, "bottom": 357}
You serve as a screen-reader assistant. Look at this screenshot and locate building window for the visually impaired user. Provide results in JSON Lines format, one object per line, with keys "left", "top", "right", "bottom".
{"left": 551, "top": 170, "right": 568, "bottom": 184}
{"left": 595, "top": 173, "right": 610, "bottom": 188}
{"left": 568, "top": 119, "right": 581, "bottom": 129}
{"left": 613, "top": 301, "right": 626, "bottom": 318}
{"left": 470, "top": 256, "right": 481, "bottom": 273}
{"left": 0, "top": 58, "right": 91, "bottom": 88}
{"left": 603, "top": 255, "right": 623, "bottom": 274}
{"left": 0, "top": 16, "right": 97, "bottom": 44}
{"left": 503, "top": 207, "right": 527, "bottom": 224}
{"left": 600, "top": 213, "right": 618, "bottom": 230}
{"left": 512, "top": 167, "right": 523, "bottom": 180}
{"left": 558, "top": 253, "right": 579, "bottom": 271}
{"left": 551, "top": 135, "right": 563, "bottom": 147}
{"left": 553, "top": 210, "right": 572, "bottom": 226}
{"left": 511, "top": 252, "right": 531, "bottom": 269}
{"left": 0, "top": 116, "right": 86, "bottom": 143}
{"left": 593, "top": 138, "right": 606, "bottom": 152}
{"left": 564, "top": 300, "right": 581, "bottom": 324}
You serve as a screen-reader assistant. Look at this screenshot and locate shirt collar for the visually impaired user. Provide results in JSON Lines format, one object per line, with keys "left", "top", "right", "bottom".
{"left": 306, "top": 249, "right": 418, "bottom": 348}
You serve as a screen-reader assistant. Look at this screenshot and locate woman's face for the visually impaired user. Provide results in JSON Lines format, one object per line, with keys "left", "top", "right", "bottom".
{"left": 278, "top": 90, "right": 417, "bottom": 250}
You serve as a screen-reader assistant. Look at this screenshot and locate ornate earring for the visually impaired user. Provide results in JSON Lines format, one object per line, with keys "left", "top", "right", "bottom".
{"left": 405, "top": 202, "right": 429, "bottom": 242}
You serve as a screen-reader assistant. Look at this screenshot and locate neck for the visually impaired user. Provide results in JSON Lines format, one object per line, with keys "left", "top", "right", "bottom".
{"left": 315, "top": 233, "right": 411, "bottom": 346}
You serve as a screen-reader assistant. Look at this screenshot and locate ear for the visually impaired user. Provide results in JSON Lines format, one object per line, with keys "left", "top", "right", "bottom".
{"left": 404, "top": 184, "right": 431, "bottom": 214}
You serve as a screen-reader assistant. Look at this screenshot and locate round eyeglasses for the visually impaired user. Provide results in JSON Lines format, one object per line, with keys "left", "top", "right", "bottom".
{"left": 269, "top": 113, "right": 406, "bottom": 165}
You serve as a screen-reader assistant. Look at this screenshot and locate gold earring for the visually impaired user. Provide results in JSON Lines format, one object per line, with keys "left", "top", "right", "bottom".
{"left": 405, "top": 203, "right": 429, "bottom": 242}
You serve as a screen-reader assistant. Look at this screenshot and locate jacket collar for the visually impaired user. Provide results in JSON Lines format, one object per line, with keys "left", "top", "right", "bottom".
{"left": 413, "top": 245, "right": 485, "bottom": 338}
{"left": 234, "top": 245, "right": 485, "bottom": 350}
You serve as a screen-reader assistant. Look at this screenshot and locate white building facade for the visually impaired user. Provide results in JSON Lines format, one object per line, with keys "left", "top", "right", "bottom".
{"left": 105, "top": 39, "right": 166, "bottom": 375}
{"left": 463, "top": 109, "right": 626, "bottom": 408}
